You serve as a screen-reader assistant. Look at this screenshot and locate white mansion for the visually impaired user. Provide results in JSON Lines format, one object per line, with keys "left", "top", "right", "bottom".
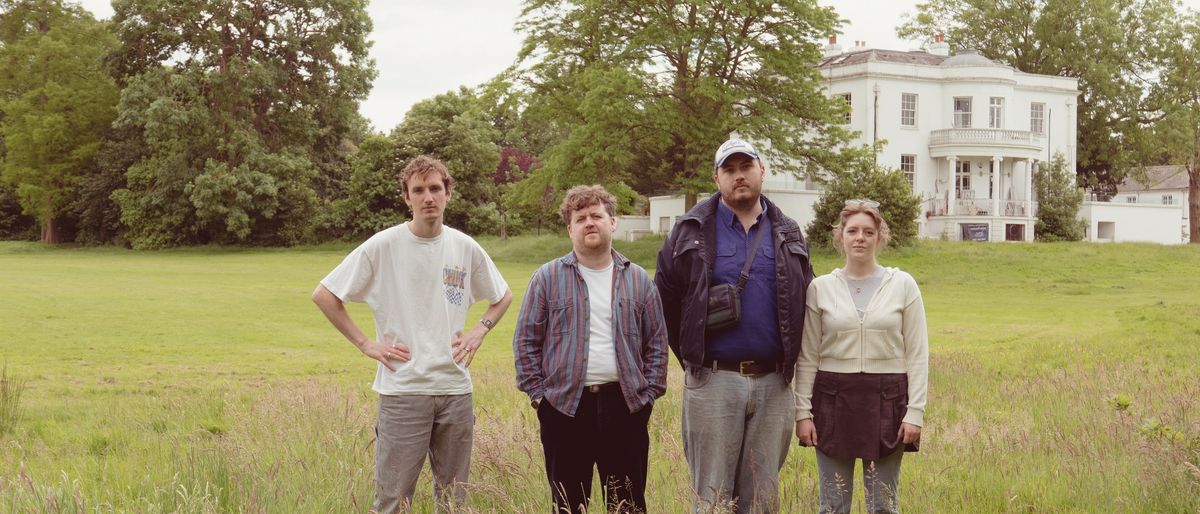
{"left": 649, "top": 38, "right": 1080, "bottom": 242}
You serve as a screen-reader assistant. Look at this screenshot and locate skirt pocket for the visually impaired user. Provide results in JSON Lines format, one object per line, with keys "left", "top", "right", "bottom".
{"left": 813, "top": 379, "right": 839, "bottom": 454}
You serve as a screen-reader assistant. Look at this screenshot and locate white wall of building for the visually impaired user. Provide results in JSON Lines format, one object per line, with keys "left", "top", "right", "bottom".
{"left": 1078, "top": 202, "right": 1184, "bottom": 244}
{"left": 648, "top": 195, "right": 686, "bottom": 235}
{"left": 614, "top": 215, "right": 651, "bottom": 241}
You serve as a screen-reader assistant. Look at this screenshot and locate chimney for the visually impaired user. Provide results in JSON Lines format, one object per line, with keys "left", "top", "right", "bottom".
{"left": 823, "top": 35, "right": 843, "bottom": 58}
{"left": 929, "top": 34, "right": 950, "bottom": 56}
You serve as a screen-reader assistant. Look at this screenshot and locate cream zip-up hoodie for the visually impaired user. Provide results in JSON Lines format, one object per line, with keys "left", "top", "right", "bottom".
{"left": 793, "top": 267, "right": 928, "bottom": 426}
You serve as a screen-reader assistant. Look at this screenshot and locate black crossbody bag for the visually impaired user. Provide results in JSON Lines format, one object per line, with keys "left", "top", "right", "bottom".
{"left": 705, "top": 225, "right": 767, "bottom": 332}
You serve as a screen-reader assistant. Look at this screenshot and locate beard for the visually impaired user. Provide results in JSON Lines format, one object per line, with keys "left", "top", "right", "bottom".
{"left": 721, "top": 183, "right": 761, "bottom": 211}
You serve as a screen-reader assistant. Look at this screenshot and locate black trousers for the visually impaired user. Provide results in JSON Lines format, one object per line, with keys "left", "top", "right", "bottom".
{"left": 537, "top": 384, "right": 652, "bottom": 514}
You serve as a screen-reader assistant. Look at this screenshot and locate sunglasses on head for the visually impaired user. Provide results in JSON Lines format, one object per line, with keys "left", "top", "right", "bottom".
{"left": 844, "top": 198, "right": 880, "bottom": 208}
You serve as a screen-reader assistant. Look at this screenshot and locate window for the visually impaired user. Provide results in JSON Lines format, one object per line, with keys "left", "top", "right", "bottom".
{"left": 1126, "top": 196, "right": 1137, "bottom": 203}
{"left": 1163, "top": 194, "right": 1175, "bottom": 205}
{"left": 1030, "top": 102, "right": 1045, "bottom": 133}
{"left": 956, "top": 160, "right": 971, "bottom": 194}
{"left": 837, "top": 93, "right": 852, "bottom": 124}
{"left": 989, "top": 97, "right": 1005, "bottom": 129}
{"left": 900, "top": 154, "right": 916, "bottom": 189}
{"left": 953, "top": 97, "right": 972, "bottom": 128}
{"left": 901, "top": 93, "right": 917, "bottom": 127}
{"left": 1005, "top": 224, "right": 1026, "bottom": 242}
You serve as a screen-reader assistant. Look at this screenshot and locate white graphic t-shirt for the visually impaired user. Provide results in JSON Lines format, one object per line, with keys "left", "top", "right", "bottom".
{"left": 321, "top": 223, "right": 508, "bottom": 395}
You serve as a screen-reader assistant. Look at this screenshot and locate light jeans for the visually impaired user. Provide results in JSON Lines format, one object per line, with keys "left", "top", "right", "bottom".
{"left": 815, "top": 448, "right": 903, "bottom": 514}
{"left": 373, "top": 393, "right": 474, "bottom": 514}
{"left": 682, "top": 368, "right": 795, "bottom": 514}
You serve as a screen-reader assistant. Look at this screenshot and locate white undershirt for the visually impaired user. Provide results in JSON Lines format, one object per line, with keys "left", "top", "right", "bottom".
{"left": 578, "top": 262, "right": 619, "bottom": 386}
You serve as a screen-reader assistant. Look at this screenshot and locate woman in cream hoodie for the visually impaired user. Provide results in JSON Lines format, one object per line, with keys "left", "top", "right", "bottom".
{"left": 794, "top": 199, "right": 928, "bottom": 514}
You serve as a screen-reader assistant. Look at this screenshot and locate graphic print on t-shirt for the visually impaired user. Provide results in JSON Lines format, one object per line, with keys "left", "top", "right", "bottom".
{"left": 443, "top": 265, "right": 467, "bottom": 306}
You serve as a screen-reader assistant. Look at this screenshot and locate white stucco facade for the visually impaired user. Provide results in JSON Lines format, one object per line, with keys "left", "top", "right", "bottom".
{"left": 819, "top": 44, "right": 1078, "bottom": 242}
{"left": 1078, "top": 202, "right": 1183, "bottom": 243}
{"left": 1091, "top": 165, "right": 1192, "bottom": 243}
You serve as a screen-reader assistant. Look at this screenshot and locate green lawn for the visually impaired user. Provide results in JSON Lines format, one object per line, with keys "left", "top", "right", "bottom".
{"left": 1, "top": 238, "right": 1198, "bottom": 512}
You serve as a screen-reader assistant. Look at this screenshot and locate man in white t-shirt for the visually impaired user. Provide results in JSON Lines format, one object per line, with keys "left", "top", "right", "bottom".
{"left": 312, "top": 155, "right": 512, "bottom": 513}
{"left": 513, "top": 185, "right": 668, "bottom": 514}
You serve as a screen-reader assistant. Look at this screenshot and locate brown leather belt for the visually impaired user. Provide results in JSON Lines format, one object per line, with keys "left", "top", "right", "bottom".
{"left": 707, "top": 360, "right": 781, "bottom": 376}
{"left": 584, "top": 382, "right": 621, "bottom": 394}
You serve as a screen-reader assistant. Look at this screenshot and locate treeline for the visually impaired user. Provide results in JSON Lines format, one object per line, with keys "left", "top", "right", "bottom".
{"left": 2, "top": 0, "right": 1196, "bottom": 247}
{"left": 0, "top": 0, "right": 880, "bottom": 248}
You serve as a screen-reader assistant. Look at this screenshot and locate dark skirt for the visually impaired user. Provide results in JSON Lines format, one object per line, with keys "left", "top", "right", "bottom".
{"left": 812, "top": 370, "right": 919, "bottom": 461}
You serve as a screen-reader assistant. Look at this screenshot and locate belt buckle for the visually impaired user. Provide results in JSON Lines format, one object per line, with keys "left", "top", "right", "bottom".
{"left": 738, "top": 361, "right": 755, "bottom": 376}
{"left": 587, "top": 384, "right": 601, "bottom": 393}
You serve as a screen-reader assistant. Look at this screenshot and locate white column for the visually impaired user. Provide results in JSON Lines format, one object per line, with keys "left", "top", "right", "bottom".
{"left": 1026, "top": 159, "right": 1035, "bottom": 217}
{"left": 947, "top": 156, "right": 957, "bottom": 216}
{"left": 991, "top": 156, "right": 1002, "bottom": 216}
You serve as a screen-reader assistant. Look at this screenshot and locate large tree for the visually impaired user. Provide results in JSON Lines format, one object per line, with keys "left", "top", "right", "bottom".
{"left": 391, "top": 87, "right": 502, "bottom": 236}
{"left": 107, "top": 0, "right": 375, "bottom": 248}
{"left": 1142, "top": 10, "right": 1200, "bottom": 243}
{"left": 897, "top": 0, "right": 1178, "bottom": 197}
{"left": 508, "top": 0, "right": 864, "bottom": 214}
{"left": 0, "top": 0, "right": 119, "bottom": 243}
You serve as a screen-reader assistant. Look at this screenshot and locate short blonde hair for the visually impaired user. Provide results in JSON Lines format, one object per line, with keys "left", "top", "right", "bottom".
{"left": 559, "top": 185, "right": 616, "bottom": 225}
{"left": 832, "top": 203, "right": 891, "bottom": 251}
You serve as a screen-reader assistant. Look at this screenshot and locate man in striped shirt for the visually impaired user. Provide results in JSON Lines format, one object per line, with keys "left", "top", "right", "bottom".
{"left": 513, "top": 184, "right": 669, "bottom": 514}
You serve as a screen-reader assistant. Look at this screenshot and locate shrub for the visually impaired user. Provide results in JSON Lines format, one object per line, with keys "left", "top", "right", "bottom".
{"left": 806, "top": 161, "right": 921, "bottom": 249}
{"left": 1034, "top": 152, "right": 1086, "bottom": 241}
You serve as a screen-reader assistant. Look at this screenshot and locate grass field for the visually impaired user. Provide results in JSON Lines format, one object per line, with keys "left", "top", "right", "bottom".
{"left": 1, "top": 237, "right": 1198, "bottom": 513}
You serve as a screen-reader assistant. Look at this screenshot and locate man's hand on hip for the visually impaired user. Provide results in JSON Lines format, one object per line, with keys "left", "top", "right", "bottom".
{"left": 451, "top": 327, "right": 487, "bottom": 367}
{"left": 359, "top": 340, "right": 410, "bottom": 372}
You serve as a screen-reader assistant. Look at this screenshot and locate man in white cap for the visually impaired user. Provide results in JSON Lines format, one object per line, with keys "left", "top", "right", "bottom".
{"left": 655, "top": 138, "right": 815, "bottom": 513}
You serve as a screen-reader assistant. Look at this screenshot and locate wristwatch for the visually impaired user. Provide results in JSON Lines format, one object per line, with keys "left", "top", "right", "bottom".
{"left": 480, "top": 318, "right": 495, "bottom": 330}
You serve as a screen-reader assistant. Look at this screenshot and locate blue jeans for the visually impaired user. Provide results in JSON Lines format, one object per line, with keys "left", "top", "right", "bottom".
{"left": 681, "top": 368, "right": 795, "bottom": 514}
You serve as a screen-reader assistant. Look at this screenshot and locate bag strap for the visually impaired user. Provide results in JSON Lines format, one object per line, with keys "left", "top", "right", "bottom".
{"left": 737, "top": 222, "right": 768, "bottom": 293}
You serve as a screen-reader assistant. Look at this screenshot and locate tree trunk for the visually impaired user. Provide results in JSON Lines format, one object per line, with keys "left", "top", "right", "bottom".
{"left": 684, "top": 192, "right": 697, "bottom": 212}
{"left": 1188, "top": 165, "right": 1199, "bottom": 244}
{"left": 41, "top": 217, "right": 59, "bottom": 244}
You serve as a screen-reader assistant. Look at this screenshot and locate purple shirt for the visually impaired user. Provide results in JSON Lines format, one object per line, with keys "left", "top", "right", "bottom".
{"left": 513, "top": 250, "right": 669, "bottom": 416}
{"left": 706, "top": 199, "right": 783, "bottom": 362}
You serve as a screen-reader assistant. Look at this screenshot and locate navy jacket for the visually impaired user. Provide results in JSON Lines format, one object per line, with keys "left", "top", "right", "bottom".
{"left": 654, "top": 193, "right": 814, "bottom": 382}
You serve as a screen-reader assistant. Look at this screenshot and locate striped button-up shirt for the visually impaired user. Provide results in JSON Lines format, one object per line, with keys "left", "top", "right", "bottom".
{"left": 513, "top": 250, "right": 669, "bottom": 416}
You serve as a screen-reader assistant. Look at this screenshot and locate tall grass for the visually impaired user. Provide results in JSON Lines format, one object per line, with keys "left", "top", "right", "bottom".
{"left": 1, "top": 239, "right": 1198, "bottom": 511}
{"left": 0, "top": 363, "right": 23, "bottom": 436}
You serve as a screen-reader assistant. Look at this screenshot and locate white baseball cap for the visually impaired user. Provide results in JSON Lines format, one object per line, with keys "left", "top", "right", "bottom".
{"left": 714, "top": 138, "right": 760, "bottom": 168}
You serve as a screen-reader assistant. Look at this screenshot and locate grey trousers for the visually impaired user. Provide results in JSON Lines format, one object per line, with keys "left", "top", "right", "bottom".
{"left": 372, "top": 393, "right": 473, "bottom": 514}
{"left": 815, "top": 448, "right": 903, "bottom": 514}
{"left": 682, "top": 368, "right": 795, "bottom": 514}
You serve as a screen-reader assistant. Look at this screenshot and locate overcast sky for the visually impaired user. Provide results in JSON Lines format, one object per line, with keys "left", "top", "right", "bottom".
{"left": 76, "top": 0, "right": 1197, "bottom": 133}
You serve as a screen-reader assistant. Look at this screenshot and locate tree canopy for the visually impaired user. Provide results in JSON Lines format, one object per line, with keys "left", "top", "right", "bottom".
{"left": 507, "top": 0, "right": 866, "bottom": 214}
{"left": 1141, "top": 10, "right": 1200, "bottom": 243}
{"left": 107, "top": 0, "right": 376, "bottom": 248}
{"left": 0, "top": 0, "right": 119, "bottom": 243}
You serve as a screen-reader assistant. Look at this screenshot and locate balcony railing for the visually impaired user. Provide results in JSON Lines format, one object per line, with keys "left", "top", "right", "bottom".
{"left": 929, "top": 128, "right": 1044, "bottom": 148}
{"left": 928, "top": 198, "right": 1037, "bottom": 217}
